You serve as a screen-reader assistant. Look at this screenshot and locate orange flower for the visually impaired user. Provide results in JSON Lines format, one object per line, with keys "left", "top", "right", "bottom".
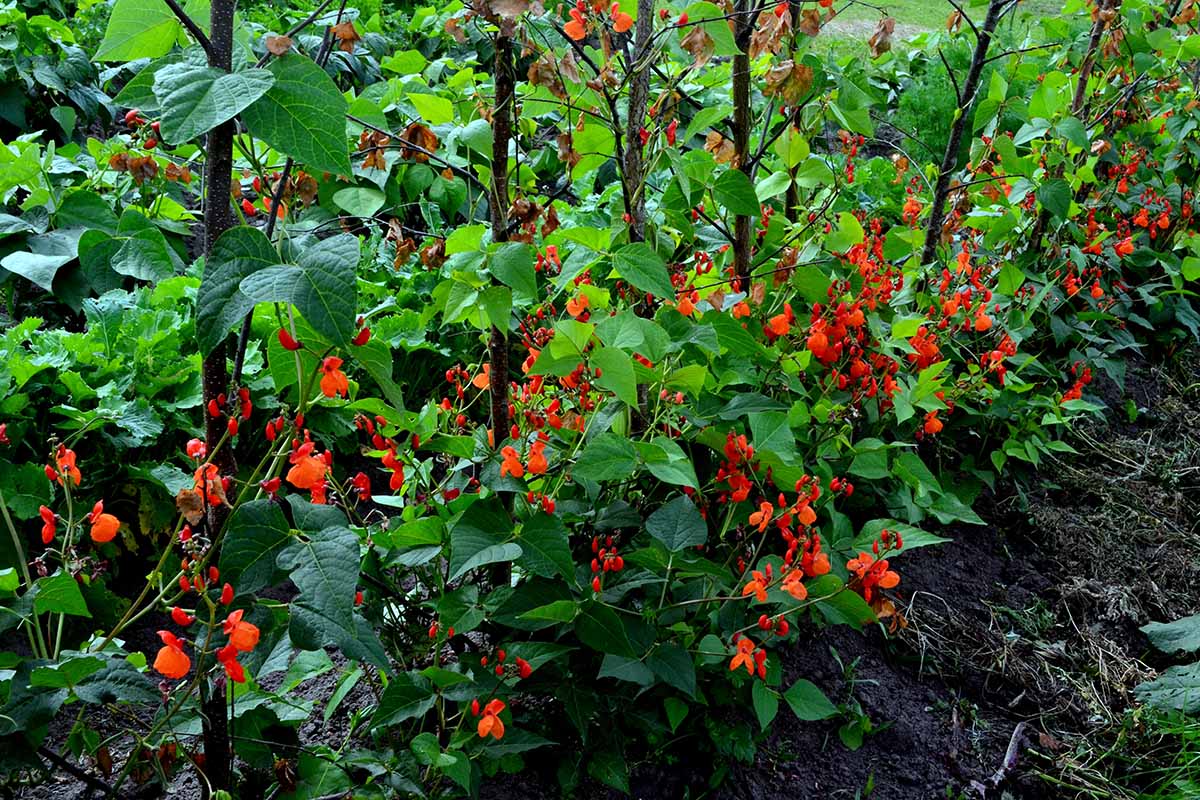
{"left": 741, "top": 569, "right": 768, "bottom": 602}
{"left": 53, "top": 445, "right": 81, "bottom": 486}
{"left": 1115, "top": 236, "right": 1134, "bottom": 256}
{"left": 222, "top": 609, "right": 260, "bottom": 652}
{"left": 729, "top": 637, "right": 755, "bottom": 674}
{"left": 847, "top": 551, "right": 900, "bottom": 602}
{"left": 89, "top": 503, "right": 120, "bottom": 543}
{"left": 500, "top": 446, "right": 524, "bottom": 478}
{"left": 216, "top": 643, "right": 245, "bottom": 683}
{"left": 566, "top": 294, "right": 590, "bottom": 317}
{"left": 193, "top": 463, "right": 227, "bottom": 505}
{"left": 748, "top": 501, "right": 773, "bottom": 532}
{"left": 320, "top": 357, "right": 349, "bottom": 398}
{"left": 973, "top": 307, "right": 992, "bottom": 332}
{"left": 731, "top": 301, "right": 751, "bottom": 319}
{"left": 39, "top": 505, "right": 55, "bottom": 545}
{"left": 472, "top": 364, "right": 491, "bottom": 390}
{"left": 796, "top": 501, "right": 817, "bottom": 527}
{"left": 677, "top": 293, "right": 695, "bottom": 316}
{"left": 564, "top": 7, "right": 587, "bottom": 39}
{"left": 527, "top": 439, "right": 548, "bottom": 475}
{"left": 611, "top": 2, "right": 632, "bottom": 31}
{"left": 766, "top": 313, "right": 790, "bottom": 337}
{"left": 153, "top": 631, "right": 190, "bottom": 679}
{"left": 476, "top": 699, "right": 507, "bottom": 740}
{"left": 782, "top": 569, "right": 807, "bottom": 600}
{"left": 923, "top": 409, "right": 943, "bottom": 435}
{"left": 902, "top": 195, "right": 922, "bottom": 224}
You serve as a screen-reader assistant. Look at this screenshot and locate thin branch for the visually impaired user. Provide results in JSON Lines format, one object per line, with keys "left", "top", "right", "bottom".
{"left": 164, "top": 0, "right": 213, "bottom": 57}
{"left": 37, "top": 747, "right": 114, "bottom": 796}
{"left": 254, "top": 0, "right": 339, "bottom": 67}
{"left": 938, "top": 47, "right": 963, "bottom": 107}
{"left": 944, "top": 0, "right": 979, "bottom": 37}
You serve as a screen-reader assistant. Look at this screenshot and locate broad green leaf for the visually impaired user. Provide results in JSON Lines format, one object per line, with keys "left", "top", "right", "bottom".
{"left": 373, "top": 672, "right": 436, "bottom": 728}
{"left": 448, "top": 498, "right": 519, "bottom": 582}
{"left": 277, "top": 501, "right": 387, "bottom": 669}
{"left": 612, "top": 243, "right": 675, "bottom": 299}
{"left": 637, "top": 437, "right": 699, "bottom": 489}
{"left": 1143, "top": 614, "right": 1200, "bottom": 655}
{"left": 645, "top": 495, "right": 707, "bottom": 552}
{"left": 240, "top": 234, "right": 359, "bottom": 345}
{"left": 853, "top": 520, "right": 949, "bottom": 556}
{"left": 646, "top": 643, "right": 696, "bottom": 698}
{"left": 152, "top": 57, "right": 275, "bottom": 143}
{"left": 1, "top": 231, "right": 78, "bottom": 291}
{"left": 825, "top": 211, "right": 864, "bottom": 252}
{"left": 783, "top": 678, "right": 837, "bottom": 720}
{"left": 96, "top": 0, "right": 181, "bottom": 61}
{"left": 575, "top": 602, "right": 637, "bottom": 658}
{"left": 219, "top": 500, "right": 291, "bottom": 595}
{"left": 490, "top": 242, "right": 537, "bottom": 304}
{"left": 34, "top": 572, "right": 90, "bottom": 617}
{"left": 591, "top": 346, "right": 638, "bottom": 406}
{"left": 517, "top": 513, "right": 574, "bottom": 581}
{"left": 197, "top": 226, "right": 281, "bottom": 355}
{"left": 712, "top": 169, "right": 759, "bottom": 216}
{"left": 588, "top": 750, "right": 630, "bottom": 795}
{"left": 332, "top": 186, "right": 387, "bottom": 217}
{"left": 407, "top": 92, "right": 453, "bottom": 124}
{"left": 1136, "top": 664, "right": 1200, "bottom": 714}
{"left": 1037, "top": 179, "right": 1071, "bottom": 220}
{"left": 752, "top": 680, "right": 779, "bottom": 730}
{"left": 572, "top": 433, "right": 638, "bottom": 483}
{"left": 241, "top": 53, "right": 352, "bottom": 175}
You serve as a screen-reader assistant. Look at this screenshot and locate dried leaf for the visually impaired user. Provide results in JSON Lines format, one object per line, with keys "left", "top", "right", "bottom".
{"left": 763, "top": 60, "right": 814, "bottom": 106}
{"left": 445, "top": 16, "right": 468, "bottom": 43}
{"left": 750, "top": 6, "right": 792, "bottom": 60}
{"left": 528, "top": 51, "right": 567, "bottom": 99}
{"left": 946, "top": 10, "right": 963, "bottom": 32}
{"left": 265, "top": 35, "right": 293, "bottom": 56}
{"left": 400, "top": 122, "right": 438, "bottom": 162}
{"left": 704, "top": 130, "right": 737, "bottom": 165}
{"left": 330, "top": 22, "right": 361, "bottom": 52}
{"left": 750, "top": 281, "right": 766, "bottom": 305}
{"left": 707, "top": 288, "right": 725, "bottom": 312}
{"left": 128, "top": 155, "right": 159, "bottom": 185}
{"left": 542, "top": 203, "right": 561, "bottom": 237}
{"left": 798, "top": 8, "right": 822, "bottom": 36}
{"left": 680, "top": 26, "right": 715, "bottom": 68}
{"left": 868, "top": 17, "right": 895, "bottom": 58}
{"left": 175, "top": 488, "right": 205, "bottom": 526}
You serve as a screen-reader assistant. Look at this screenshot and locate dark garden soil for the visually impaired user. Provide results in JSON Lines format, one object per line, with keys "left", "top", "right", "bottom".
{"left": 14, "top": 350, "right": 1200, "bottom": 799}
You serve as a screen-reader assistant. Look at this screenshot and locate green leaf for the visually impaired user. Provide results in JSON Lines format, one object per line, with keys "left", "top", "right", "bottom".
{"left": 1037, "top": 179, "right": 1072, "bottom": 220}
{"left": 332, "top": 186, "right": 387, "bottom": 217}
{"left": 241, "top": 53, "right": 352, "bottom": 175}
{"left": 219, "top": 500, "right": 291, "bottom": 595}
{"left": 712, "top": 169, "right": 760, "bottom": 216}
{"left": 96, "top": 0, "right": 181, "bottom": 61}
{"left": 1, "top": 232, "right": 78, "bottom": 291}
{"left": 645, "top": 495, "right": 707, "bottom": 552}
{"left": 196, "top": 226, "right": 280, "bottom": 355}
{"left": 448, "top": 498, "right": 520, "bottom": 582}
{"left": 575, "top": 602, "right": 637, "bottom": 658}
{"left": 825, "top": 211, "right": 864, "bottom": 252}
{"left": 239, "top": 234, "right": 359, "bottom": 345}
{"left": 588, "top": 750, "right": 630, "bottom": 795}
{"left": 637, "top": 437, "right": 699, "bottom": 489}
{"left": 517, "top": 513, "right": 575, "bottom": 582}
{"left": 646, "top": 643, "right": 696, "bottom": 698}
{"left": 752, "top": 680, "right": 779, "bottom": 730}
{"left": 152, "top": 57, "right": 275, "bottom": 143}
{"left": 490, "top": 242, "right": 537, "bottom": 305}
{"left": 1136, "top": 664, "right": 1200, "bottom": 714}
{"left": 783, "top": 678, "right": 837, "bottom": 720}
{"left": 277, "top": 502, "right": 386, "bottom": 668}
{"left": 572, "top": 433, "right": 638, "bottom": 483}
{"left": 407, "top": 92, "right": 454, "bottom": 124}
{"left": 373, "top": 672, "right": 436, "bottom": 728}
{"left": 853, "top": 519, "right": 949, "bottom": 555}
{"left": 518, "top": 600, "right": 579, "bottom": 623}
{"left": 591, "top": 346, "right": 638, "bottom": 406}
{"left": 612, "top": 242, "right": 675, "bottom": 299}
{"left": 1143, "top": 614, "right": 1200, "bottom": 655}
{"left": 34, "top": 572, "right": 90, "bottom": 617}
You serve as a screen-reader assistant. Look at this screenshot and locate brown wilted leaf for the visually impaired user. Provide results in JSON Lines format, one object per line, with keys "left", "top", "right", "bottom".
{"left": 542, "top": 202, "right": 560, "bottom": 237}
{"left": 488, "top": 0, "right": 530, "bottom": 18}
{"left": 680, "top": 26, "right": 715, "bottom": 68}
{"left": 265, "top": 35, "right": 292, "bottom": 56}
{"left": 293, "top": 172, "right": 318, "bottom": 205}
{"left": 509, "top": 197, "right": 540, "bottom": 225}
{"left": 400, "top": 122, "right": 438, "bottom": 162}
{"left": 704, "top": 130, "right": 737, "bottom": 165}
{"left": 868, "top": 17, "right": 896, "bottom": 58}
{"left": 1091, "top": 138, "right": 1111, "bottom": 156}
{"left": 96, "top": 747, "right": 113, "bottom": 778}
{"left": 946, "top": 10, "right": 963, "bottom": 32}
{"left": 559, "top": 49, "right": 580, "bottom": 84}
{"left": 445, "top": 16, "right": 468, "bottom": 42}
{"left": 750, "top": 281, "right": 766, "bottom": 305}
{"left": 108, "top": 152, "right": 130, "bottom": 172}
{"left": 798, "top": 8, "right": 822, "bottom": 36}
{"left": 763, "top": 60, "right": 814, "bottom": 105}
{"left": 1175, "top": 1, "right": 1196, "bottom": 24}
{"left": 706, "top": 288, "right": 725, "bottom": 312}
{"left": 420, "top": 238, "right": 446, "bottom": 269}
{"left": 330, "top": 21, "right": 360, "bottom": 52}
{"left": 175, "top": 488, "right": 205, "bottom": 526}
{"left": 165, "top": 162, "right": 192, "bottom": 183}
{"left": 750, "top": 6, "right": 792, "bottom": 60}
{"left": 128, "top": 155, "right": 159, "bottom": 185}
{"left": 528, "top": 51, "right": 567, "bottom": 99}
{"left": 557, "top": 131, "right": 580, "bottom": 168}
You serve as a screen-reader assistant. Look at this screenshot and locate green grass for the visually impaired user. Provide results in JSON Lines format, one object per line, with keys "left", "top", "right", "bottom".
{"left": 833, "top": 0, "right": 1064, "bottom": 29}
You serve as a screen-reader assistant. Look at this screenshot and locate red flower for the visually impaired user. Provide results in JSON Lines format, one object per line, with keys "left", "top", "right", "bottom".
{"left": 153, "top": 631, "right": 190, "bottom": 679}
{"left": 476, "top": 699, "right": 507, "bottom": 740}
{"left": 88, "top": 500, "right": 120, "bottom": 543}
{"left": 185, "top": 438, "right": 207, "bottom": 459}
{"left": 39, "top": 505, "right": 55, "bottom": 544}
{"left": 278, "top": 327, "right": 302, "bottom": 351}
{"left": 171, "top": 606, "right": 195, "bottom": 627}
{"left": 741, "top": 569, "right": 768, "bottom": 602}
{"left": 564, "top": 6, "right": 587, "bottom": 39}
{"left": 320, "top": 357, "right": 349, "bottom": 398}
{"left": 222, "top": 609, "right": 260, "bottom": 652}
{"left": 500, "top": 446, "right": 524, "bottom": 478}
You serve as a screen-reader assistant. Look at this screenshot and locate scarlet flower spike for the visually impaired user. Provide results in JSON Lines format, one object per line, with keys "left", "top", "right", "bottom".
{"left": 277, "top": 328, "right": 303, "bottom": 351}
